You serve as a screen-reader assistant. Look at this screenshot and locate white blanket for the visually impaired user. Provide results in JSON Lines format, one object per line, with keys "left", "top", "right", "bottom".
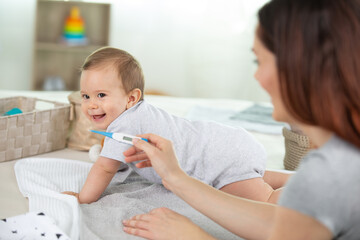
{"left": 14, "top": 158, "right": 242, "bottom": 240}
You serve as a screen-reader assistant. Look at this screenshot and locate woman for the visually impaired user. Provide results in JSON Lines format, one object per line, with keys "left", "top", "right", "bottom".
{"left": 122, "top": 0, "right": 360, "bottom": 239}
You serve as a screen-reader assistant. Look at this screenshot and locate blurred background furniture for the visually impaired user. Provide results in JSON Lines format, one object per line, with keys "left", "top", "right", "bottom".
{"left": 33, "top": 0, "right": 110, "bottom": 91}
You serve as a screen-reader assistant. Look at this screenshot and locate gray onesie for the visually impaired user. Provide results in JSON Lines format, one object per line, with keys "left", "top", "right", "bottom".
{"left": 100, "top": 100, "right": 266, "bottom": 189}
{"left": 279, "top": 135, "right": 360, "bottom": 239}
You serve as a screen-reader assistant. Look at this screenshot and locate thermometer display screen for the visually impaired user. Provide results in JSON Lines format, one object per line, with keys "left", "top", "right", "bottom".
{"left": 123, "top": 136, "right": 133, "bottom": 142}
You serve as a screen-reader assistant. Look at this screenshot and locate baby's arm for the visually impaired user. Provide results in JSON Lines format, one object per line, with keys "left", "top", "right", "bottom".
{"left": 78, "top": 156, "right": 122, "bottom": 204}
{"left": 263, "top": 170, "right": 293, "bottom": 190}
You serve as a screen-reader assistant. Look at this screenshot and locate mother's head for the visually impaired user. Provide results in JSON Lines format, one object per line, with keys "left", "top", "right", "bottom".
{"left": 254, "top": 0, "right": 360, "bottom": 147}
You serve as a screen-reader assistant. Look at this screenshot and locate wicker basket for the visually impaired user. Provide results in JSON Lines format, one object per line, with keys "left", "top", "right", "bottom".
{"left": 283, "top": 127, "right": 311, "bottom": 170}
{"left": 0, "top": 96, "right": 71, "bottom": 162}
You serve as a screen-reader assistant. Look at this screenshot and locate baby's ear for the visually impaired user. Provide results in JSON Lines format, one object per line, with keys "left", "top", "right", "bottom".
{"left": 126, "top": 88, "right": 142, "bottom": 109}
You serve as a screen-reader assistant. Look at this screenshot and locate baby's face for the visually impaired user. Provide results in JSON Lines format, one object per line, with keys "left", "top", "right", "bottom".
{"left": 80, "top": 66, "right": 129, "bottom": 130}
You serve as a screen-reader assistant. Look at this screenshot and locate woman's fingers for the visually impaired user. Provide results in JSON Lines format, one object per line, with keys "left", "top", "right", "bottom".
{"left": 123, "top": 214, "right": 155, "bottom": 239}
{"left": 123, "top": 226, "right": 154, "bottom": 240}
{"left": 123, "top": 207, "right": 212, "bottom": 240}
{"left": 132, "top": 213, "right": 152, "bottom": 221}
{"left": 135, "top": 133, "right": 170, "bottom": 151}
{"left": 132, "top": 138, "right": 158, "bottom": 158}
{"left": 123, "top": 145, "right": 143, "bottom": 157}
{"left": 124, "top": 218, "right": 149, "bottom": 229}
{"left": 135, "top": 160, "right": 152, "bottom": 168}
{"left": 123, "top": 133, "right": 168, "bottom": 161}
{"left": 122, "top": 211, "right": 161, "bottom": 240}
{"left": 123, "top": 146, "right": 137, "bottom": 157}
{"left": 124, "top": 152, "right": 148, "bottom": 163}
{"left": 124, "top": 133, "right": 184, "bottom": 185}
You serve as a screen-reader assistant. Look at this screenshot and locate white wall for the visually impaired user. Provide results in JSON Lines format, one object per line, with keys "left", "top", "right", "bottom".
{"left": 0, "top": 0, "right": 269, "bottom": 102}
{"left": 109, "top": 0, "right": 269, "bottom": 101}
{"left": 0, "top": 0, "right": 36, "bottom": 90}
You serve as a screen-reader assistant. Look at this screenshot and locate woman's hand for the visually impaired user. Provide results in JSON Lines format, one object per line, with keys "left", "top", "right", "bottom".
{"left": 122, "top": 207, "right": 216, "bottom": 240}
{"left": 123, "top": 133, "right": 186, "bottom": 189}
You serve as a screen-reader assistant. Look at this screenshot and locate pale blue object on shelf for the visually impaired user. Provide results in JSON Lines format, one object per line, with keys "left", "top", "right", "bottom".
{"left": 2, "top": 107, "right": 23, "bottom": 116}
{"left": 43, "top": 76, "right": 66, "bottom": 91}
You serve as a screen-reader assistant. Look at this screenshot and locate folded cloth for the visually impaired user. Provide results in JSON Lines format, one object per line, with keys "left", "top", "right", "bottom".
{"left": 0, "top": 211, "right": 70, "bottom": 240}
{"left": 186, "top": 104, "right": 288, "bottom": 135}
{"left": 229, "top": 104, "right": 282, "bottom": 125}
{"left": 15, "top": 158, "right": 242, "bottom": 240}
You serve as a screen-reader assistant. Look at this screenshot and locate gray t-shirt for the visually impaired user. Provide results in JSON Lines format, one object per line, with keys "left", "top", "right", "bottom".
{"left": 279, "top": 135, "right": 360, "bottom": 239}
{"left": 100, "top": 100, "right": 266, "bottom": 189}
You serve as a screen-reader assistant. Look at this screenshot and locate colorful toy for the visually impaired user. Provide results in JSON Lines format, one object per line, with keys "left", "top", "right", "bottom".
{"left": 61, "top": 6, "right": 88, "bottom": 46}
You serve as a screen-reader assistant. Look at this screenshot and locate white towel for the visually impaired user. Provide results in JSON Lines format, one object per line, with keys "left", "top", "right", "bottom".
{"left": 15, "top": 158, "right": 242, "bottom": 240}
{"left": 14, "top": 158, "right": 92, "bottom": 239}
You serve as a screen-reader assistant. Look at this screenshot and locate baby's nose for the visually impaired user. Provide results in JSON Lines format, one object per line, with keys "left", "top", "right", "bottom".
{"left": 88, "top": 100, "right": 99, "bottom": 109}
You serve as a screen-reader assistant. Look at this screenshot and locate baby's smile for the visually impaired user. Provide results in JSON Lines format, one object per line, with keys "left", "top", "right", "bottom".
{"left": 91, "top": 113, "right": 106, "bottom": 122}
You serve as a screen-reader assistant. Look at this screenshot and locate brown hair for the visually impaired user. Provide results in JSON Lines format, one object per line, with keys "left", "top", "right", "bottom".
{"left": 81, "top": 47, "right": 145, "bottom": 100}
{"left": 257, "top": 0, "right": 360, "bottom": 148}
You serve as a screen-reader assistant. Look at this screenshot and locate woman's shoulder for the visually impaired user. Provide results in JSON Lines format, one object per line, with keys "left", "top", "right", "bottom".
{"left": 324, "top": 135, "right": 360, "bottom": 154}
{"left": 280, "top": 134, "right": 360, "bottom": 204}
{"left": 279, "top": 135, "right": 360, "bottom": 238}
{"left": 307, "top": 135, "right": 360, "bottom": 171}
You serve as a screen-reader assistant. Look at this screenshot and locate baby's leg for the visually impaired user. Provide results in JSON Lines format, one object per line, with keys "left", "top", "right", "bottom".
{"left": 263, "top": 170, "right": 293, "bottom": 189}
{"left": 220, "top": 178, "right": 281, "bottom": 204}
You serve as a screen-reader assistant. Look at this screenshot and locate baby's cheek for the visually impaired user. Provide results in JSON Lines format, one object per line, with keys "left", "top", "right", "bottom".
{"left": 80, "top": 102, "right": 85, "bottom": 111}
{"left": 80, "top": 104, "right": 88, "bottom": 117}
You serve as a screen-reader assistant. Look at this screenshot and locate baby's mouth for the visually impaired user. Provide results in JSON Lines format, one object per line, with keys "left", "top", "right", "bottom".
{"left": 92, "top": 113, "right": 106, "bottom": 120}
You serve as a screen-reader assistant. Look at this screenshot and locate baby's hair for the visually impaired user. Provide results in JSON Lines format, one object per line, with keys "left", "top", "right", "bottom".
{"left": 81, "top": 47, "right": 145, "bottom": 100}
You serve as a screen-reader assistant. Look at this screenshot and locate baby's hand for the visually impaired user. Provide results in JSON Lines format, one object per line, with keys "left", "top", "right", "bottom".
{"left": 62, "top": 191, "right": 80, "bottom": 202}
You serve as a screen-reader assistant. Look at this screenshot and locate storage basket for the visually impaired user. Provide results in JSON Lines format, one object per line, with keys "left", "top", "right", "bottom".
{"left": 283, "top": 127, "right": 311, "bottom": 170}
{"left": 67, "top": 91, "right": 103, "bottom": 150}
{"left": 0, "top": 96, "right": 71, "bottom": 162}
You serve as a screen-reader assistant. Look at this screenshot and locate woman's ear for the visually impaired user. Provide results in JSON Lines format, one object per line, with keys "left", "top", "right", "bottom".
{"left": 126, "top": 88, "right": 142, "bottom": 109}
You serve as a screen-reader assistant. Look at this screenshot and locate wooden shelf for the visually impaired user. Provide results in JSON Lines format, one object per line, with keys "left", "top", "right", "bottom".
{"left": 33, "top": 0, "right": 110, "bottom": 91}
{"left": 36, "top": 42, "right": 106, "bottom": 53}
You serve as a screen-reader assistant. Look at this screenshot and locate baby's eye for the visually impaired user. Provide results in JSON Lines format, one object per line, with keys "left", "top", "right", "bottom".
{"left": 82, "top": 94, "right": 90, "bottom": 100}
{"left": 253, "top": 59, "right": 259, "bottom": 65}
{"left": 98, "top": 93, "right": 106, "bottom": 98}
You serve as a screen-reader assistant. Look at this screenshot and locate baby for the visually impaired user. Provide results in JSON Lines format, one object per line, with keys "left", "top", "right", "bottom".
{"left": 64, "top": 47, "right": 288, "bottom": 204}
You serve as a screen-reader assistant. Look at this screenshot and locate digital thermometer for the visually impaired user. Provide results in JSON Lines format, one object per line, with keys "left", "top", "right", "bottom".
{"left": 90, "top": 130, "right": 148, "bottom": 145}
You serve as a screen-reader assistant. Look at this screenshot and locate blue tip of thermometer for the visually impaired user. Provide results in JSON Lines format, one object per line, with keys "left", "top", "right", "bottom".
{"left": 90, "top": 130, "right": 148, "bottom": 145}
